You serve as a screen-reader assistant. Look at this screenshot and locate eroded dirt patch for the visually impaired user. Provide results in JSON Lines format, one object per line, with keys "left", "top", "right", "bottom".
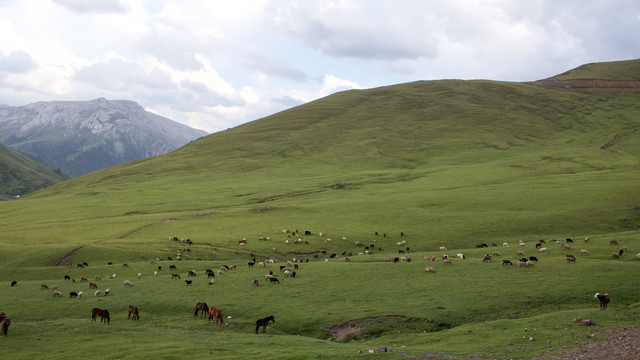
{"left": 327, "top": 315, "right": 450, "bottom": 341}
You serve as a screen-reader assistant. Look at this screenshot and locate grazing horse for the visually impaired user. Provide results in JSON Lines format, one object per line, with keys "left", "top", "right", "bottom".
{"left": 255, "top": 315, "right": 275, "bottom": 334}
{"left": 128, "top": 305, "right": 139, "bottom": 321}
{"left": 194, "top": 302, "right": 209, "bottom": 317}
{"left": 208, "top": 307, "right": 223, "bottom": 326}
{"left": 91, "top": 308, "right": 110, "bottom": 325}
{"left": 0, "top": 313, "right": 10, "bottom": 337}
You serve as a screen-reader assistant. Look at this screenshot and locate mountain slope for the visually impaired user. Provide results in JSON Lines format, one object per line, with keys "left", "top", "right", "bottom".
{"left": 0, "top": 142, "right": 68, "bottom": 199}
{"left": 0, "top": 98, "right": 207, "bottom": 177}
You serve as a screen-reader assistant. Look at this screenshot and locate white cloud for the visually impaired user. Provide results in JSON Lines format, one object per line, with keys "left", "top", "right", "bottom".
{"left": 0, "top": 0, "right": 639, "bottom": 133}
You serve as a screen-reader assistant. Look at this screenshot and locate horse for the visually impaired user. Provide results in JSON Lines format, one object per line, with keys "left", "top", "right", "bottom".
{"left": 128, "top": 305, "right": 139, "bottom": 321}
{"left": 91, "top": 308, "right": 110, "bottom": 325}
{"left": 0, "top": 313, "right": 10, "bottom": 337}
{"left": 208, "top": 306, "right": 223, "bottom": 326}
{"left": 194, "top": 302, "right": 209, "bottom": 317}
{"left": 255, "top": 315, "right": 275, "bottom": 334}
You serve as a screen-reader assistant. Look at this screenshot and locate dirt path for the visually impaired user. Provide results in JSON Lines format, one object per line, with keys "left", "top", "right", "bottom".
{"left": 538, "top": 327, "right": 640, "bottom": 359}
{"left": 54, "top": 245, "right": 84, "bottom": 266}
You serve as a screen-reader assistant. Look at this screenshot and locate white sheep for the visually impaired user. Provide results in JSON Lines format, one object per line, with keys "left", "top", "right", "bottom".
{"left": 439, "top": 246, "right": 447, "bottom": 252}
{"left": 154, "top": 271, "right": 158, "bottom": 276}
{"left": 137, "top": 273, "right": 142, "bottom": 279}
{"left": 94, "top": 290, "right": 101, "bottom": 297}
{"left": 519, "top": 240, "right": 526, "bottom": 247}
{"left": 538, "top": 247, "right": 547, "bottom": 253}
{"left": 425, "top": 267, "right": 436, "bottom": 273}
{"left": 636, "top": 253, "right": 640, "bottom": 260}
{"left": 77, "top": 291, "right": 83, "bottom": 298}
{"left": 208, "top": 279, "right": 215, "bottom": 285}
{"left": 53, "top": 290, "right": 62, "bottom": 297}
{"left": 104, "top": 288, "right": 111, "bottom": 295}
{"left": 456, "top": 253, "right": 465, "bottom": 260}
{"left": 265, "top": 274, "right": 274, "bottom": 280}
{"left": 217, "top": 270, "right": 225, "bottom": 276}
{"left": 580, "top": 249, "right": 589, "bottom": 255}
{"left": 502, "top": 242, "right": 510, "bottom": 248}
{"left": 123, "top": 280, "right": 133, "bottom": 286}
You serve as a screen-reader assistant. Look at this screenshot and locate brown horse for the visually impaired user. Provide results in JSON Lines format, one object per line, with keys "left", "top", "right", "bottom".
{"left": 255, "top": 315, "right": 275, "bottom": 334}
{"left": 91, "top": 308, "right": 110, "bottom": 325}
{"left": 208, "top": 306, "right": 223, "bottom": 326}
{"left": 194, "top": 302, "right": 209, "bottom": 317}
{"left": 128, "top": 305, "right": 139, "bottom": 321}
{"left": 0, "top": 313, "right": 10, "bottom": 337}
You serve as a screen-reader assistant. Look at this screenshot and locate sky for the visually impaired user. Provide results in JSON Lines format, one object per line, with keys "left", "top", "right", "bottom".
{"left": 1, "top": 0, "right": 639, "bottom": 133}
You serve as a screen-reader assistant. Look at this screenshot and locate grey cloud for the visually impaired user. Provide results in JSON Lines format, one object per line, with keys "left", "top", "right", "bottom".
{"left": 244, "top": 56, "right": 308, "bottom": 82}
{"left": 52, "top": 0, "right": 127, "bottom": 14}
{"left": 74, "top": 59, "right": 175, "bottom": 91}
{"left": 270, "top": 96, "right": 304, "bottom": 107}
{"left": 0, "top": 51, "right": 38, "bottom": 74}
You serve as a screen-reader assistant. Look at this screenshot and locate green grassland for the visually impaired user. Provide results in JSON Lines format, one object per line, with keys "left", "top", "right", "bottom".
{"left": 1, "top": 60, "right": 640, "bottom": 359}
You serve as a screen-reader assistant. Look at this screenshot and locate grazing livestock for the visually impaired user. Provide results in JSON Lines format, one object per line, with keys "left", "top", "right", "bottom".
{"left": 580, "top": 249, "right": 589, "bottom": 255}
{"left": 64, "top": 275, "right": 71, "bottom": 280}
{"left": 40, "top": 283, "right": 49, "bottom": 290}
{"left": 195, "top": 302, "right": 209, "bottom": 317}
{"left": 255, "top": 315, "right": 275, "bottom": 334}
{"left": 10, "top": 280, "right": 17, "bottom": 287}
{"left": 482, "top": 255, "right": 492, "bottom": 263}
{"left": 529, "top": 256, "right": 538, "bottom": 262}
{"left": 566, "top": 255, "right": 576, "bottom": 263}
{"left": 128, "top": 305, "right": 139, "bottom": 321}
{"left": 94, "top": 290, "right": 101, "bottom": 297}
{"left": 208, "top": 307, "right": 224, "bottom": 326}
{"left": 425, "top": 267, "right": 436, "bottom": 273}
{"left": 123, "top": 280, "right": 133, "bottom": 287}
{"left": 91, "top": 308, "right": 110, "bottom": 324}
{"left": 69, "top": 291, "right": 78, "bottom": 298}
{"left": 612, "top": 253, "right": 620, "bottom": 259}
{"left": 104, "top": 288, "right": 111, "bottom": 296}
{"left": 80, "top": 276, "right": 88, "bottom": 282}
{"left": 208, "top": 279, "right": 215, "bottom": 285}
{"left": 169, "top": 265, "right": 177, "bottom": 270}
{"left": 538, "top": 247, "right": 547, "bottom": 253}
{"left": 188, "top": 270, "right": 196, "bottom": 277}
{"left": 185, "top": 280, "right": 192, "bottom": 286}
{"left": 53, "top": 290, "right": 62, "bottom": 297}
{"left": 610, "top": 239, "right": 619, "bottom": 245}
{"left": 443, "top": 258, "right": 452, "bottom": 265}
{"left": 502, "top": 260, "right": 513, "bottom": 265}
{"left": 207, "top": 270, "right": 215, "bottom": 278}
{"left": 171, "top": 273, "right": 181, "bottom": 279}
{"left": 636, "top": 253, "right": 640, "bottom": 260}
{"left": 517, "top": 261, "right": 526, "bottom": 268}
{"left": 89, "top": 282, "right": 98, "bottom": 289}
{"left": 439, "top": 246, "right": 447, "bottom": 252}
{"left": 77, "top": 291, "right": 83, "bottom": 298}
{"left": 594, "top": 293, "right": 610, "bottom": 310}
{"left": 252, "top": 279, "right": 259, "bottom": 286}
{"left": 248, "top": 258, "right": 256, "bottom": 267}
{"left": 0, "top": 313, "right": 10, "bottom": 337}
{"left": 268, "top": 277, "right": 280, "bottom": 284}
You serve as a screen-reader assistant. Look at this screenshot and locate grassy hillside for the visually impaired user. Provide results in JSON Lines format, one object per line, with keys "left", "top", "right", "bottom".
{"left": 549, "top": 58, "right": 640, "bottom": 80}
{"left": 0, "top": 143, "right": 68, "bottom": 199}
{"left": 0, "top": 59, "right": 639, "bottom": 359}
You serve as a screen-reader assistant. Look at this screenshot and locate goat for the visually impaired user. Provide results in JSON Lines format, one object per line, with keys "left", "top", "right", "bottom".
{"left": 594, "top": 293, "right": 610, "bottom": 310}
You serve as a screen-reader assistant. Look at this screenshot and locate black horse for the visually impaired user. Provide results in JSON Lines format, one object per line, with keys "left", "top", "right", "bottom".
{"left": 194, "top": 302, "right": 209, "bottom": 317}
{"left": 255, "top": 315, "right": 275, "bottom": 334}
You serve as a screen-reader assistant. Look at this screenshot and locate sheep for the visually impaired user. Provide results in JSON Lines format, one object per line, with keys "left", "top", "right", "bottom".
{"left": 584, "top": 237, "right": 590, "bottom": 242}
{"left": 123, "top": 280, "right": 134, "bottom": 287}
{"left": 502, "top": 260, "right": 513, "bottom": 265}
{"left": 51, "top": 285, "right": 58, "bottom": 290}
{"left": 208, "top": 279, "right": 215, "bottom": 285}
{"left": 188, "top": 270, "right": 196, "bottom": 277}
{"left": 252, "top": 279, "right": 259, "bottom": 286}
{"left": 482, "top": 254, "right": 492, "bottom": 263}
{"left": 217, "top": 270, "right": 225, "bottom": 276}
{"left": 442, "top": 258, "right": 452, "bottom": 265}
{"left": 594, "top": 293, "right": 610, "bottom": 310}
{"left": 566, "top": 255, "right": 576, "bottom": 263}
{"left": 439, "top": 246, "right": 447, "bottom": 252}
{"left": 528, "top": 256, "right": 538, "bottom": 262}
{"left": 185, "top": 280, "right": 192, "bottom": 286}
{"left": 10, "top": 280, "right": 17, "bottom": 286}
{"left": 519, "top": 241, "right": 526, "bottom": 247}
{"left": 525, "top": 260, "right": 534, "bottom": 267}
{"left": 104, "top": 288, "right": 111, "bottom": 296}
{"left": 611, "top": 253, "right": 620, "bottom": 259}
{"left": 580, "top": 249, "right": 589, "bottom": 255}
{"left": 40, "top": 283, "right": 49, "bottom": 290}
{"left": 538, "top": 247, "right": 547, "bottom": 253}
{"left": 492, "top": 251, "right": 501, "bottom": 257}
{"left": 94, "top": 290, "right": 101, "bottom": 297}
{"left": 137, "top": 273, "right": 142, "bottom": 279}
{"left": 53, "top": 290, "right": 62, "bottom": 297}
{"left": 425, "top": 267, "right": 436, "bottom": 273}
{"left": 154, "top": 271, "right": 158, "bottom": 276}
{"left": 69, "top": 291, "right": 78, "bottom": 298}
{"left": 94, "top": 275, "right": 102, "bottom": 281}
{"left": 610, "top": 239, "right": 619, "bottom": 245}
{"left": 77, "top": 291, "right": 83, "bottom": 298}
{"left": 89, "top": 282, "right": 98, "bottom": 289}
{"left": 517, "top": 261, "right": 526, "bottom": 268}
{"left": 171, "top": 273, "right": 180, "bottom": 279}
{"left": 636, "top": 253, "right": 640, "bottom": 260}
{"left": 517, "top": 251, "right": 524, "bottom": 256}
{"left": 502, "top": 242, "right": 510, "bottom": 248}
{"left": 456, "top": 253, "right": 465, "bottom": 260}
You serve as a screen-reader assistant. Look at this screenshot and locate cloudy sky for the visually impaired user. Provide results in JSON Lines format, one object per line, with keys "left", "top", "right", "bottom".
{"left": 1, "top": 0, "right": 639, "bottom": 133}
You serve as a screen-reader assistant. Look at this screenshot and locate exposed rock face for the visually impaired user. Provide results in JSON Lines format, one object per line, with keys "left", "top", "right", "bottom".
{"left": 0, "top": 98, "right": 207, "bottom": 177}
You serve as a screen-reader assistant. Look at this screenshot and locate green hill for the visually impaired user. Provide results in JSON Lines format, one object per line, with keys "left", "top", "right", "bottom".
{"left": 0, "top": 59, "right": 639, "bottom": 359}
{"left": 0, "top": 142, "right": 68, "bottom": 199}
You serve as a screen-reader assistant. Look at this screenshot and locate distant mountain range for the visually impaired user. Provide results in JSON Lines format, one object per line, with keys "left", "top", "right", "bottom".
{"left": 0, "top": 98, "right": 208, "bottom": 177}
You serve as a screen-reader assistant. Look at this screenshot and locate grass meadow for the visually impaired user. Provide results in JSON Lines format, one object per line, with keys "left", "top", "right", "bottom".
{"left": 1, "top": 72, "right": 640, "bottom": 359}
